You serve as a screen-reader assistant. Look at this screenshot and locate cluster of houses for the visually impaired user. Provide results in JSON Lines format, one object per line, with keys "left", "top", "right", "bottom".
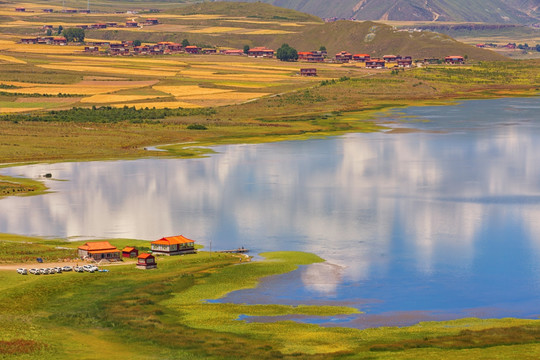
{"left": 15, "top": 7, "right": 90, "bottom": 14}
{"left": 72, "top": 19, "right": 160, "bottom": 30}
{"left": 19, "top": 33, "right": 465, "bottom": 68}
{"left": 77, "top": 235, "right": 196, "bottom": 270}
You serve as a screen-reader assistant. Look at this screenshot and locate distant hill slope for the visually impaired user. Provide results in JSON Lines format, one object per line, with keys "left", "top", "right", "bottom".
{"left": 93, "top": 1, "right": 505, "bottom": 61}
{"left": 215, "top": 0, "right": 540, "bottom": 24}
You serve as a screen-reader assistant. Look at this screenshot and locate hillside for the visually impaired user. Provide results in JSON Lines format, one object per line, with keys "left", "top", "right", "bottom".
{"left": 216, "top": 0, "right": 540, "bottom": 24}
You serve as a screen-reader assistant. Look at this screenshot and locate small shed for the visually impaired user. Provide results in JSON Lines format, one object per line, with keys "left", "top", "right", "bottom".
{"left": 122, "top": 246, "right": 139, "bottom": 258}
{"left": 137, "top": 253, "right": 157, "bottom": 269}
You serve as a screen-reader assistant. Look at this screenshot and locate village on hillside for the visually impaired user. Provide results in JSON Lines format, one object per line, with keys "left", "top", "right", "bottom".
{"left": 16, "top": 8, "right": 467, "bottom": 71}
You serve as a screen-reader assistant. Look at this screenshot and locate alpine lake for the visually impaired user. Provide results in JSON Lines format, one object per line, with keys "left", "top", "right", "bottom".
{"left": 1, "top": 96, "right": 540, "bottom": 329}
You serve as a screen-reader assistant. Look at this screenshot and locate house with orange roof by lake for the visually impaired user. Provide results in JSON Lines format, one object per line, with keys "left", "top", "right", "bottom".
{"left": 78, "top": 241, "right": 121, "bottom": 261}
{"left": 137, "top": 253, "right": 157, "bottom": 269}
{"left": 151, "top": 235, "right": 196, "bottom": 255}
{"left": 122, "top": 246, "right": 139, "bottom": 258}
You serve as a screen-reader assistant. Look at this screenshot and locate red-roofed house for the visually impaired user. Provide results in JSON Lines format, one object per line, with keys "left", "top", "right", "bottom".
{"left": 353, "top": 54, "right": 370, "bottom": 62}
{"left": 53, "top": 37, "right": 67, "bottom": 45}
{"left": 122, "top": 246, "right": 139, "bottom": 258}
{"left": 78, "top": 241, "right": 121, "bottom": 261}
{"left": 145, "top": 18, "right": 159, "bottom": 25}
{"left": 247, "top": 47, "right": 274, "bottom": 58}
{"left": 125, "top": 21, "right": 138, "bottom": 28}
{"left": 151, "top": 235, "right": 196, "bottom": 255}
{"left": 298, "top": 51, "right": 324, "bottom": 62}
{"left": 445, "top": 56, "right": 464, "bottom": 64}
{"left": 221, "top": 49, "right": 244, "bottom": 56}
{"left": 383, "top": 55, "right": 397, "bottom": 62}
{"left": 335, "top": 51, "right": 352, "bottom": 63}
{"left": 365, "top": 59, "right": 386, "bottom": 69}
{"left": 137, "top": 253, "right": 157, "bottom": 269}
{"left": 184, "top": 45, "right": 200, "bottom": 54}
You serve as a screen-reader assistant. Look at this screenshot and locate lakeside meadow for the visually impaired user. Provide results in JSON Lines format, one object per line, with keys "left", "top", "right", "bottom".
{"left": 2, "top": 0, "right": 540, "bottom": 358}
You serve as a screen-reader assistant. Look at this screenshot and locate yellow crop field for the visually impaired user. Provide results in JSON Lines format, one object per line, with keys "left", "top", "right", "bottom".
{"left": 153, "top": 85, "right": 233, "bottom": 97}
{"left": 243, "top": 29, "right": 296, "bottom": 35}
{"left": 0, "top": 80, "right": 155, "bottom": 96}
{"left": 216, "top": 82, "right": 277, "bottom": 88}
{"left": 111, "top": 101, "right": 201, "bottom": 109}
{"left": 80, "top": 94, "right": 165, "bottom": 103}
{"left": 192, "top": 64, "right": 291, "bottom": 75}
{"left": 38, "top": 64, "right": 178, "bottom": 77}
{"left": 0, "top": 44, "right": 85, "bottom": 54}
{"left": 223, "top": 19, "right": 305, "bottom": 27}
{"left": 49, "top": 55, "right": 188, "bottom": 67}
{"left": 181, "top": 91, "right": 269, "bottom": 101}
{"left": 0, "top": 107, "right": 42, "bottom": 113}
{"left": 179, "top": 69, "right": 291, "bottom": 81}
{"left": 0, "top": 54, "right": 26, "bottom": 64}
{"left": 189, "top": 26, "right": 244, "bottom": 34}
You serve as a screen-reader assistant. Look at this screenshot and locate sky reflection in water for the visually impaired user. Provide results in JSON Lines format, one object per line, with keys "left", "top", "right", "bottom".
{"left": 1, "top": 97, "right": 540, "bottom": 327}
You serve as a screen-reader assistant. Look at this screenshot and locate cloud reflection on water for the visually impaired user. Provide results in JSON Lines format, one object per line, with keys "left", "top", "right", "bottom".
{"left": 1, "top": 98, "right": 540, "bottom": 316}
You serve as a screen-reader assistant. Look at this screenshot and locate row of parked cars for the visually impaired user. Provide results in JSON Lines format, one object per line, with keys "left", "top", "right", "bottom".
{"left": 17, "top": 264, "right": 104, "bottom": 275}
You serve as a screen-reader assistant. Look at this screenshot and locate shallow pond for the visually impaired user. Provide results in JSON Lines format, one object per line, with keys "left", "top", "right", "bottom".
{"left": 1, "top": 97, "right": 540, "bottom": 328}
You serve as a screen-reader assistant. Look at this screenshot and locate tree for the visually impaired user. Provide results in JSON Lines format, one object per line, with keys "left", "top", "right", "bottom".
{"left": 57, "top": 25, "right": 63, "bottom": 35}
{"left": 319, "top": 45, "right": 326, "bottom": 51}
{"left": 62, "top": 28, "right": 85, "bottom": 42}
{"left": 243, "top": 45, "right": 250, "bottom": 54}
{"left": 133, "top": 39, "right": 142, "bottom": 47}
{"left": 46, "top": 28, "right": 52, "bottom": 36}
{"left": 181, "top": 39, "right": 190, "bottom": 47}
{"left": 276, "top": 43, "right": 298, "bottom": 62}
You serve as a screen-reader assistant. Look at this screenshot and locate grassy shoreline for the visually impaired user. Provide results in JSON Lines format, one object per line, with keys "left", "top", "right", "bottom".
{"left": 0, "top": 234, "right": 539, "bottom": 358}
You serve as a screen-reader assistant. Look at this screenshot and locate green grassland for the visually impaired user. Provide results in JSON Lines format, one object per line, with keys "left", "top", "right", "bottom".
{"left": 1, "top": 235, "right": 540, "bottom": 359}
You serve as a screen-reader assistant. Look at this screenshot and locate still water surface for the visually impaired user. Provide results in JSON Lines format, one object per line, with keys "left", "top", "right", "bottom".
{"left": 1, "top": 97, "right": 540, "bottom": 327}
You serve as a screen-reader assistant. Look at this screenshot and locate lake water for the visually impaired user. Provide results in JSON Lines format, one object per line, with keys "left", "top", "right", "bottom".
{"left": 1, "top": 97, "right": 540, "bottom": 328}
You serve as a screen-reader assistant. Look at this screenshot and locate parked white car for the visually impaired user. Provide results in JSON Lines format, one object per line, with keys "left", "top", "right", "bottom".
{"left": 62, "top": 266, "right": 73, "bottom": 272}
{"left": 29, "top": 268, "right": 39, "bottom": 275}
{"left": 16, "top": 268, "right": 27, "bottom": 275}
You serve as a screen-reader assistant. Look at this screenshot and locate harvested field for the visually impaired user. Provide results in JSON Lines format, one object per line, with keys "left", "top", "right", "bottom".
{"left": 81, "top": 94, "right": 165, "bottom": 103}
{"left": 179, "top": 69, "right": 291, "bottom": 81}
{"left": 180, "top": 91, "right": 269, "bottom": 106}
{"left": 243, "top": 29, "right": 296, "bottom": 35}
{"left": 0, "top": 43, "right": 85, "bottom": 54}
{"left": 153, "top": 85, "right": 233, "bottom": 97}
{"left": 0, "top": 54, "right": 26, "bottom": 64}
{"left": 189, "top": 26, "right": 244, "bottom": 33}
{"left": 37, "top": 64, "right": 178, "bottom": 77}
{"left": 223, "top": 19, "right": 306, "bottom": 27}
{"left": 111, "top": 101, "right": 201, "bottom": 109}
{"left": 192, "top": 64, "right": 292, "bottom": 75}
{"left": 0, "top": 106, "right": 42, "bottom": 113}
{"left": 0, "top": 80, "right": 156, "bottom": 95}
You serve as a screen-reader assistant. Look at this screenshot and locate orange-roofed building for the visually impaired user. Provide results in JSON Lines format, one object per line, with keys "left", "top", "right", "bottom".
{"left": 78, "top": 241, "right": 121, "bottom": 261}
{"left": 137, "top": 253, "right": 157, "bottom": 269}
{"left": 353, "top": 54, "right": 370, "bottom": 62}
{"left": 122, "top": 246, "right": 139, "bottom": 258}
{"left": 151, "top": 235, "right": 196, "bottom": 255}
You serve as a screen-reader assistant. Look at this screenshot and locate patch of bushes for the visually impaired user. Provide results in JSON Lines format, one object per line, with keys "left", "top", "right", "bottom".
{"left": 187, "top": 124, "right": 208, "bottom": 130}
{"left": 0, "top": 106, "right": 216, "bottom": 123}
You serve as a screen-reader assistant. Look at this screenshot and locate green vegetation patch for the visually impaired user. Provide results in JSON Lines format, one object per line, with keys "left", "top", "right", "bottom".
{"left": 0, "top": 175, "right": 48, "bottom": 198}
{"left": 0, "top": 106, "right": 217, "bottom": 124}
